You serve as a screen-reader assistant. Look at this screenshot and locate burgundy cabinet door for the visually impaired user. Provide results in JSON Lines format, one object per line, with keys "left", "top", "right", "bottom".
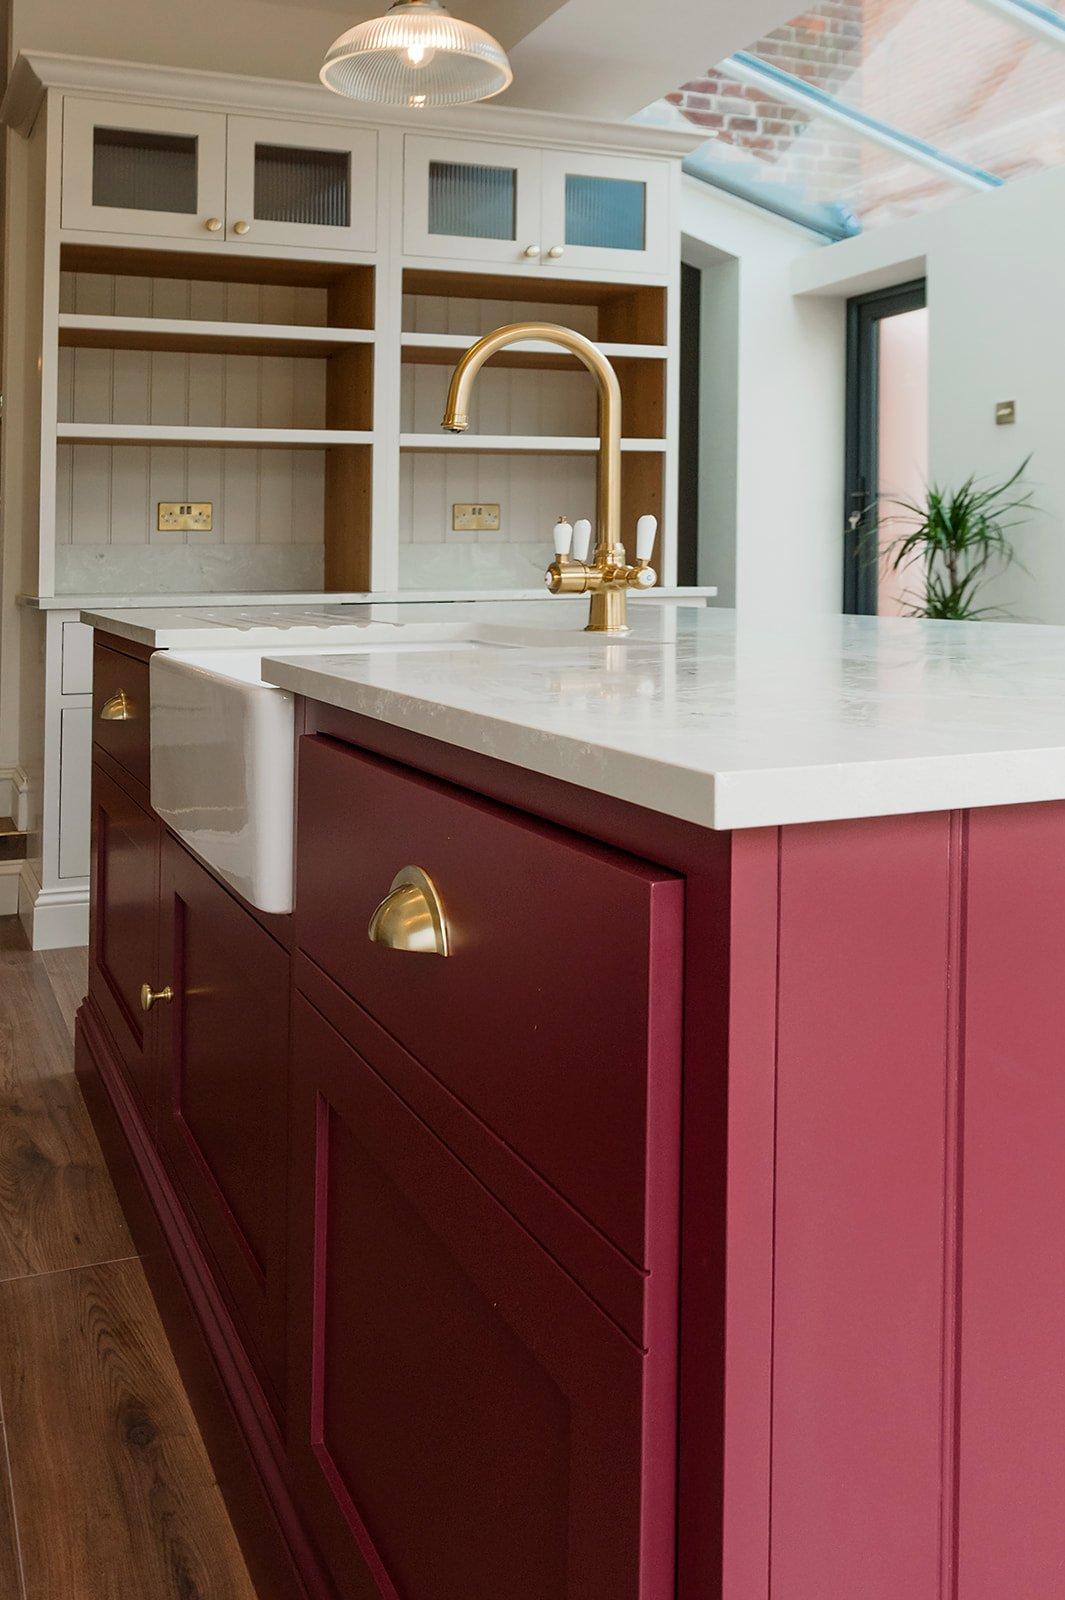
{"left": 88, "top": 760, "right": 161, "bottom": 1126}
{"left": 288, "top": 993, "right": 676, "bottom": 1600}
{"left": 156, "top": 836, "right": 289, "bottom": 1414}
{"left": 296, "top": 735, "right": 684, "bottom": 1269}
{"left": 957, "top": 804, "right": 1065, "bottom": 1598}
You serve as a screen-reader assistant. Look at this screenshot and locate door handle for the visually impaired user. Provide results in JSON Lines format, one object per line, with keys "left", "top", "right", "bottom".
{"left": 368, "top": 867, "right": 450, "bottom": 957}
{"left": 100, "top": 690, "right": 134, "bottom": 722}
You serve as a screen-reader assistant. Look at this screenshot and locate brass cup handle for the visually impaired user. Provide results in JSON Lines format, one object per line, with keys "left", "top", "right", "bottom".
{"left": 368, "top": 867, "right": 450, "bottom": 957}
{"left": 100, "top": 690, "right": 134, "bottom": 722}
{"left": 140, "top": 982, "right": 174, "bottom": 1013}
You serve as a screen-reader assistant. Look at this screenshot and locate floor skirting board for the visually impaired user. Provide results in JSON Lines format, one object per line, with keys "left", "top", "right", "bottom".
{"left": 19, "top": 869, "right": 89, "bottom": 950}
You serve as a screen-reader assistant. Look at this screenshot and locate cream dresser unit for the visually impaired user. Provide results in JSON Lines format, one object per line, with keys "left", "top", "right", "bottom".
{"left": 1, "top": 52, "right": 697, "bottom": 946}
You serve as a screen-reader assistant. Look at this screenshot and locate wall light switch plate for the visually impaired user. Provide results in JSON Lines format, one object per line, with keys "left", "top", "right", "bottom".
{"left": 452, "top": 502, "right": 501, "bottom": 533}
{"left": 158, "top": 502, "right": 213, "bottom": 534}
{"left": 995, "top": 401, "right": 1017, "bottom": 426}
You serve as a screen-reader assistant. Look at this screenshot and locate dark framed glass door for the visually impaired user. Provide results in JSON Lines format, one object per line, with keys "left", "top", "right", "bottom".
{"left": 844, "top": 280, "right": 928, "bottom": 614}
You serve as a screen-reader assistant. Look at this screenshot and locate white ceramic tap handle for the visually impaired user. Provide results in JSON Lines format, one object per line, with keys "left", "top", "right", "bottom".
{"left": 636, "top": 515, "right": 658, "bottom": 564}
{"left": 572, "top": 519, "right": 592, "bottom": 562}
{"left": 553, "top": 518, "right": 573, "bottom": 558}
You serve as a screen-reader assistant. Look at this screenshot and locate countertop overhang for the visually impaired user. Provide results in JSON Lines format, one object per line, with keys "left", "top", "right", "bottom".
{"left": 254, "top": 605, "right": 1065, "bottom": 831}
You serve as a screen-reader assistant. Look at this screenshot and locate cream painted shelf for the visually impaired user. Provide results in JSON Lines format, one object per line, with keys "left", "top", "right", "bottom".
{"left": 59, "top": 314, "right": 376, "bottom": 358}
{"left": 57, "top": 424, "right": 373, "bottom": 449}
{"left": 400, "top": 433, "right": 668, "bottom": 454}
{"left": 400, "top": 332, "right": 668, "bottom": 369}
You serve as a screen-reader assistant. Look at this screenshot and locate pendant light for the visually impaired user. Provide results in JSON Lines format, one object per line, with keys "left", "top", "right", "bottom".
{"left": 321, "top": 0, "right": 513, "bottom": 109}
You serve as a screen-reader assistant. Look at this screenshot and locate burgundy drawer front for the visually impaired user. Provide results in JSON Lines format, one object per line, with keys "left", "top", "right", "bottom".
{"left": 288, "top": 994, "right": 676, "bottom": 1600}
{"left": 157, "top": 836, "right": 289, "bottom": 1414}
{"left": 295, "top": 735, "right": 684, "bottom": 1267}
{"left": 93, "top": 644, "right": 150, "bottom": 790}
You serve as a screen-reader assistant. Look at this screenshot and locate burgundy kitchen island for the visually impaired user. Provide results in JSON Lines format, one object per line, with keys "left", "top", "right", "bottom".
{"left": 75, "top": 605, "right": 1065, "bottom": 1600}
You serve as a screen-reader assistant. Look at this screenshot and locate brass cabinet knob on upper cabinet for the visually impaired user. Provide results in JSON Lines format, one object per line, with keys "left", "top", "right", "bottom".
{"left": 204, "top": 217, "right": 223, "bottom": 232}
{"left": 232, "top": 220, "right": 251, "bottom": 236}
{"left": 523, "top": 244, "right": 541, "bottom": 258}
{"left": 368, "top": 867, "right": 450, "bottom": 957}
{"left": 546, "top": 245, "right": 565, "bottom": 259}
{"left": 100, "top": 690, "right": 134, "bottom": 722}
{"left": 140, "top": 982, "right": 174, "bottom": 1013}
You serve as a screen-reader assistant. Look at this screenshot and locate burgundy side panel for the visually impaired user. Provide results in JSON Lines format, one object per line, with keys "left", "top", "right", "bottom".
{"left": 958, "top": 803, "right": 1065, "bottom": 1596}
{"left": 157, "top": 835, "right": 290, "bottom": 1414}
{"left": 769, "top": 813, "right": 955, "bottom": 1600}
{"left": 287, "top": 994, "right": 676, "bottom": 1600}
{"left": 88, "top": 759, "right": 161, "bottom": 1127}
{"left": 295, "top": 734, "right": 683, "bottom": 1268}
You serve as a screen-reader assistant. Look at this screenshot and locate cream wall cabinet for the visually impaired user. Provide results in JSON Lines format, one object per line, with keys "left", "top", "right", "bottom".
{"left": 62, "top": 98, "right": 377, "bottom": 252}
{"left": 402, "top": 134, "right": 672, "bottom": 275}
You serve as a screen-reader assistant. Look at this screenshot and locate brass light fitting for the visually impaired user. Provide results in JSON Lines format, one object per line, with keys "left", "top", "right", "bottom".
{"left": 441, "top": 322, "right": 658, "bottom": 635}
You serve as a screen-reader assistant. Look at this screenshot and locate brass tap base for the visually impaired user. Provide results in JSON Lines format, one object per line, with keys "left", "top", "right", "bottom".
{"left": 585, "top": 587, "right": 631, "bottom": 635}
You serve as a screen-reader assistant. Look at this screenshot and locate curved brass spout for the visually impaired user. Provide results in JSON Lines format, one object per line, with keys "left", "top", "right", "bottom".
{"left": 442, "top": 322, "right": 624, "bottom": 569}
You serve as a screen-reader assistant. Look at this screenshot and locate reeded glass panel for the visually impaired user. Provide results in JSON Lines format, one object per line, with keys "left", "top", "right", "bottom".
{"left": 92, "top": 128, "right": 198, "bottom": 214}
{"left": 254, "top": 144, "right": 351, "bottom": 228}
{"left": 427, "top": 160, "right": 516, "bottom": 240}
{"left": 565, "top": 175, "right": 646, "bottom": 250}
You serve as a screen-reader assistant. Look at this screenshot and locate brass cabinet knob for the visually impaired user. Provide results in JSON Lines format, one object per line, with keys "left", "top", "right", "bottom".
{"left": 546, "top": 244, "right": 565, "bottom": 259}
{"left": 204, "top": 216, "right": 223, "bottom": 233}
{"left": 368, "top": 867, "right": 450, "bottom": 957}
{"left": 232, "top": 220, "right": 251, "bottom": 236}
{"left": 523, "top": 244, "right": 541, "bottom": 258}
{"left": 100, "top": 690, "right": 134, "bottom": 722}
{"left": 140, "top": 982, "right": 174, "bottom": 1013}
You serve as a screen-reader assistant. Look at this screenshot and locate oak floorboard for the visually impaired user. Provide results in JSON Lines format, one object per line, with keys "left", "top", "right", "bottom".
{"left": 0, "top": 1258, "right": 257, "bottom": 1600}
{"left": 0, "top": 1423, "right": 26, "bottom": 1599}
{"left": 41, "top": 945, "right": 89, "bottom": 1044}
{"left": 0, "top": 957, "right": 133, "bottom": 1280}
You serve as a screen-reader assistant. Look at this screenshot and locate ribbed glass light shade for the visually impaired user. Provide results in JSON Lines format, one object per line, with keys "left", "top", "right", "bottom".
{"left": 321, "top": 1, "right": 513, "bottom": 108}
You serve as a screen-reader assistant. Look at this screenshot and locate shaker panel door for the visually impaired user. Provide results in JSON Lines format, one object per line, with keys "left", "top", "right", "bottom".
{"left": 403, "top": 135, "right": 542, "bottom": 263}
{"left": 157, "top": 836, "right": 289, "bottom": 1412}
{"left": 539, "top": 150, "right": 670, "bottom": 275}
{"left": 225, "top": 116, "right": 377, "bottom": 252}
{"left": 287, "top": 993, "right": 675, "bottom": 1600}
{"left": 62, "top": 96, "right": 227, "bottom": 240}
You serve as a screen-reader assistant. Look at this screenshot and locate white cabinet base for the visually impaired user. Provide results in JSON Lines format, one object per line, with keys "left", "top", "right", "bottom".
{"left": 18, "top": 865, "right": 89, "bottom": 951}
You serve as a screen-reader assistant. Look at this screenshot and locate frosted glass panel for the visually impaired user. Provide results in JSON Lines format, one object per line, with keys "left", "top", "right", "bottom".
{"left": 254, "top": 144, "right": 352, "bottom": 228}
{"left": 565, "top": 175, "right": 646, "bottom": 250}
{"left": 92, "top": 128, "right": 198, "bottom": 214}
{"left": 428, "top": 161, "right": 516, "bottom": 240}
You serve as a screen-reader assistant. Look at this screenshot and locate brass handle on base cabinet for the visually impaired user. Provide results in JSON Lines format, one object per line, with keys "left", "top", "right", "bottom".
{"left": 100, "top": 690, "right": 134, "bottom": 722}
{"left": 368, "top": 867, "right": 450, "bottom": 957}
{"left": 140, "top": 983, "right": 173, "bottom": 1013}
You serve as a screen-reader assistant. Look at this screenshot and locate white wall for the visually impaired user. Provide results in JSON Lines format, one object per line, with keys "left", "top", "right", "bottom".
{"left": 682, "top": 177, "right": 847, "bottom": 615}
{"left": 795, "top": 164, "right": 1065, "bottom": 625}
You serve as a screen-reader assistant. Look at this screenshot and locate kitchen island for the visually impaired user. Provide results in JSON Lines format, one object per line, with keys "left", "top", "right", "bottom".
{"left": 75, "top": 603, "right": 1065, "bottom": 1600}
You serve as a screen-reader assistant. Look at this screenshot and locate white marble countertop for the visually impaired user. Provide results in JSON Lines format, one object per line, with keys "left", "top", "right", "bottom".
{"left": 80, "top": 590, "right": 714, "bottom": 646}
{"left": 257, "top": 604, "right": 1065, "bottom": 831}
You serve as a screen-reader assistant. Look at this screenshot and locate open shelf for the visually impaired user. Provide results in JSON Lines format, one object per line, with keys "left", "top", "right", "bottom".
{"left": 57, "top": 424, "right": 374, "bottom": 449}
{"left": 400, "top": 434, "right": 667, "bottom": 454}
{"left": 402, "top": 269, "right": 666, "bottom": 344}
{"left": 59, "top": 315, "right": 376, "bottom": 358}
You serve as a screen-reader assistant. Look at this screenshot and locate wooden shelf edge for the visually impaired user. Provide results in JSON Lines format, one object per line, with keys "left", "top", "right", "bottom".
{"left": 58, "top": 315, "right": 375, "bottom": 357}
{"left": 57, "top": 425, "right": 374, "bottom": 450}
{"left": 399, "top": 333, "right": 668, "bottom": 369}
{"left": 399, "top": 433, "right": 667, "bottom": 454}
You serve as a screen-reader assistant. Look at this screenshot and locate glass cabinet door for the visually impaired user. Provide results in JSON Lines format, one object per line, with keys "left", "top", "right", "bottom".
{"left": 61, "top": 98, "right": 228, "bottom": 240}
{"left": 225, "top": 117, "right": 377, "bottom": 252}
{"left": 540, "top": 151, "right": 671, "bottom": 275}
{"left": 403, "top": 135, "right": 542, "bottom": 264}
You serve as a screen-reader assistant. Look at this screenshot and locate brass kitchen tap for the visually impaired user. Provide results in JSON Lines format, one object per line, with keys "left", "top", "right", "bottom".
{"left": 441, "top": 322, "right": 657, "bottom": 633}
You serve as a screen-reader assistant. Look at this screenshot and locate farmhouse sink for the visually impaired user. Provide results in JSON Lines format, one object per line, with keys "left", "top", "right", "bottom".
{"left": 150, "top": 640, "right": 482, "bottom": 914}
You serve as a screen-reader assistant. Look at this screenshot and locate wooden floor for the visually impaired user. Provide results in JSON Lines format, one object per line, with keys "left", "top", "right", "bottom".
{"left": 0, "top": 918, "right": 259, "bottom": 1599}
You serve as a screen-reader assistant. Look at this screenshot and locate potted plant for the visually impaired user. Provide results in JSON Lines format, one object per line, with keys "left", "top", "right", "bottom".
{"left": 879, "top": 458, "right": 1035, "bottom": 620}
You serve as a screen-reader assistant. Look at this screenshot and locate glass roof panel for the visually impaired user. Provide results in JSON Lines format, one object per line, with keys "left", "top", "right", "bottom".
{"left": 639, "top": 0, "right": 1065, "bottom": 233}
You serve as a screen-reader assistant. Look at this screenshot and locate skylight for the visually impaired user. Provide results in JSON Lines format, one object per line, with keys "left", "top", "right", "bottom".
{"left": 638, "top": 0, "right": 1065, "bottom": 238}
